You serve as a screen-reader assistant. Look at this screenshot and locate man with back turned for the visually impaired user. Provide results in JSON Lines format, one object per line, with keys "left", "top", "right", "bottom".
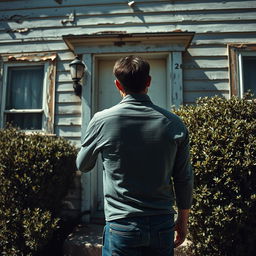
{"left": 76, "top": 55, "right": 193, "bottom": 256}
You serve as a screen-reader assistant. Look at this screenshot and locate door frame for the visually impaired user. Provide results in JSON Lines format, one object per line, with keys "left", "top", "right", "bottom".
{"left": 63, "top": 32, "right": 194, "bottom": 222}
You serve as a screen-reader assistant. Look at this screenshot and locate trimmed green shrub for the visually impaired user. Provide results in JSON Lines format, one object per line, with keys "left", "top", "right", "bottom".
{"left": 0, "top": 127, "right": 77, "bottom": 256}
{"left": 174, "top": 95, "right": 256, "bottom": 256}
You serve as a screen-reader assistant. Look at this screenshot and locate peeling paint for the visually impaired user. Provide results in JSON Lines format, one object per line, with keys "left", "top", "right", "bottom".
{"left": 7, "top": 53, "right": 57, "bottom": 62}
{"left": 7, "top": 28, "right": 30, "bottom": 34}
{"left": 229, "top": 43, "right": 256, "bottom": 51}
{"left": 93, "top": 31, "right": 127, "bottom": 35}
{"left": 46, "top": 60, "right": 56, "bottom": 134}
{"left": 171, "top": 29, "right": 184, "bottom": 33}
{"left": 61, "top": 11, "right": 75, "bottom": 25}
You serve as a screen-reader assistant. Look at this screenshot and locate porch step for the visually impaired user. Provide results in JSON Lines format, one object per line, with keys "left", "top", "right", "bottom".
{"left": 63, "top": 224, "right": 191, "bottom": 256}
{"left": 63, "top": 224, "right": 103, "bottom": 256}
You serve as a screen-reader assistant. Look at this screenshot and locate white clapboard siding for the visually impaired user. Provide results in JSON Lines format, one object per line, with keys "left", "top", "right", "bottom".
{"left": 182, "top": 56, "right": 228, "bottom": 69}
{"left": 193, "top": 32, "right": 256, "bottom": 45}
{"left": 187, "top": 45, "right": 228, "bottom": 56}
{"left": 56, "top": 103, "right": 81, "bottom": 115}
{"left": 2, "top": 11, "right": 256, "bottom": 32}
{"left": 56, "top": 91, "right": 81, "bottom": 103}
{"left": 1, "top": 8, "right": 256, "bottom": 21}
{"left": 57, "top": 60, "right": 72, "bottom": 72}
{"left": 55, "top": 115, "right": 81, "bottom": 126}
{"left": 0, "top": 0, "right": 167, "bottom": 10}
{"left": 183, "top": 69, "right": 229, "bottom": 81}
{"left": 183, "top": 44, "right": 229, "bottom": 103}
{"left": 184, "top": 81, "right": 229, "bottom": 92}
{"left": 1, "top": 23, "right": 256, "bottom": 41}
{"left": 57, "top": 71, "right": 73, "bottom": 83}
{"left": 57, "top": 51, "right": 76, "bottom": 61}
{"left": 1, "top": 0, "right": 256, "bottom": 12}
{"left": 55, "top": 125, "right": 81, "bottom": 137}
{"left": 56, "top": 82, "right": 74, "bottom": 92}
{"left": 0, "top": 41, "right": 68, "bottom": 54}
{"left": 55, "top": 51, "right": 78, "bottom": 142}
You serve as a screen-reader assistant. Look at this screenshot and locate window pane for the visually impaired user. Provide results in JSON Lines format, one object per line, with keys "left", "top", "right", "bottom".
{"left": 6, "top": 66, "right": 44, "bottom": 110}
{"left": 243, "top": 56, "right": 256, "bottom": 95}
{"left": 6, "top": 113, "right": 42, "bottom": 130}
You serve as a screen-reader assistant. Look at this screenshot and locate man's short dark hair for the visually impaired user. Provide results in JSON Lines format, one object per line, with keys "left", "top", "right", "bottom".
{"left": 113, "top": 55, "right": 150, "bottom": 93}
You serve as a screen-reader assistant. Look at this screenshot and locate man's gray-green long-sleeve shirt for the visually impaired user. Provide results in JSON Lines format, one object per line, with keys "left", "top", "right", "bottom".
{"left": 76, "top": 94, "right": 193, "bottom": 221}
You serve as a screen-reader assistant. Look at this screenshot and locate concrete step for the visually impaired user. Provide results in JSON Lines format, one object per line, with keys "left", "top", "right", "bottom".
{"left": 63, "top": 224, "right": 103, "bottom": 256}
{"left": 63, "top": 224, "right": 190, "bottom": 256}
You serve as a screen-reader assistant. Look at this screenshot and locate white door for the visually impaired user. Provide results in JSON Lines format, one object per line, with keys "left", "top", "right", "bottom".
{"left": 94, "top": 55, "right": 168, "bottom": 211}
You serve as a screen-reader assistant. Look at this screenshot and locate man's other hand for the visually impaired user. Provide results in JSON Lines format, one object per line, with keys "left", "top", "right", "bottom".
{"left": 174, "top": 209, "right": 190, "bottom": 248}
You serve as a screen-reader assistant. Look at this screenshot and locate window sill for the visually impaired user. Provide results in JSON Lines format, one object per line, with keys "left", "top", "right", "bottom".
{"left": 22, "top": 130, "right": 56, "bottom": 136}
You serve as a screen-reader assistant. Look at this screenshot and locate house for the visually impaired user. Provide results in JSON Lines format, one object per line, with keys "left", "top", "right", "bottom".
{"left": 0, "top": 0, "right": 256, "bottom": 223}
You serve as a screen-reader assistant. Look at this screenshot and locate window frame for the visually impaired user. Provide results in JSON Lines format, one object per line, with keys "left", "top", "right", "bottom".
{"left": 0, "top": 53, "right": 56, "bottom": 134}
{"left": 229, "top": 44, "right": 256, "bottom": 98}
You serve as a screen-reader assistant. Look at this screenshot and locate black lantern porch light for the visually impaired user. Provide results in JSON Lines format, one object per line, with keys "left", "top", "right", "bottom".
{"left": 69, "top": 56, "right": 86, "bottom": 97}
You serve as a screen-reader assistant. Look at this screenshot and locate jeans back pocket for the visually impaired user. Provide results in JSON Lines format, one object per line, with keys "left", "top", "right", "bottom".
{"left": 110, "top": 222, "right": 143, "bottom": 248}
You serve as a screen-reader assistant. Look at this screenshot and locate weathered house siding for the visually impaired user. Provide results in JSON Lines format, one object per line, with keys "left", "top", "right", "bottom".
{"left": 1, "top": 0, "right": 256, "bottom": 217}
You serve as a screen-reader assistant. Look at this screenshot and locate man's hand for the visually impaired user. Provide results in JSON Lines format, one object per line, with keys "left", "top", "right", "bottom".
{"left": 174, "top": 209, "right": 190, "bottom": 248}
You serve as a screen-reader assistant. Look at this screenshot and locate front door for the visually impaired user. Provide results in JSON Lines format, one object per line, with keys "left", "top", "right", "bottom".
{"left": 92, "top": 54, "right": 169, "bottom": 215}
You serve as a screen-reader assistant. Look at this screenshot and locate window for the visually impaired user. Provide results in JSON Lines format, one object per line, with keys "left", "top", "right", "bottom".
{"left": 5, "top": 65, "right": 44, "bottom": 130}
{"left": 229, "top": 44, "right": 256, "bottom": 97}
{"left": 240, "top": 53, "right": 256, "bottom": 97}
{"left": 0, "top": 53, "right": 56, "bottom": 133}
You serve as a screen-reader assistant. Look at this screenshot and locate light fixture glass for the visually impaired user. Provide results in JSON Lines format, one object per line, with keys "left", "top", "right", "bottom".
{"left": 69, "top": 57, "right": 86, "bottom": 97}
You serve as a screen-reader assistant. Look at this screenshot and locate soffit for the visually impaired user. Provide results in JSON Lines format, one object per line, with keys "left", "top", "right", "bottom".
{"left": 63, "top": 32, "right": 194, "bottom": 53}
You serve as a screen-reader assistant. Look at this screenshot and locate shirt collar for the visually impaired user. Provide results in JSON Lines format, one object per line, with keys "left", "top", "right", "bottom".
{"left": 120, "top": 94, "right": 152, "bottom": 104}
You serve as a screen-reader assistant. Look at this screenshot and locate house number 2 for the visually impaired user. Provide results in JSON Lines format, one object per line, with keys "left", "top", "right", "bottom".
{"left": 175, "top": 63, "right": 182, "bottom": 69}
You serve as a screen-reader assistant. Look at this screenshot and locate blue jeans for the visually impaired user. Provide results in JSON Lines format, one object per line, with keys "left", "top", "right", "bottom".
{"left": 102, "top": 214, "right": 174, "bottom": 256}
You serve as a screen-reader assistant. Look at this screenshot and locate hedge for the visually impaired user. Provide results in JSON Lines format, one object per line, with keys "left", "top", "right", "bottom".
{"left": 174, "top": 95, "right": 256, "bottom": 256}
{"left": 0, "top": 127, "right": 77, "bottom": 256}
